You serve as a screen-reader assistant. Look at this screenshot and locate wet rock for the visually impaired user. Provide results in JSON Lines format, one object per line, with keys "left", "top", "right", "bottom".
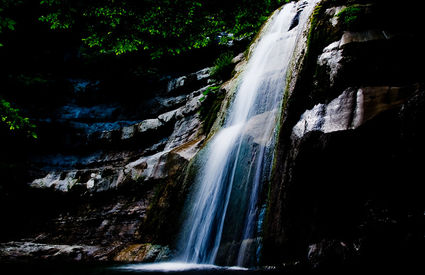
{"left": 288, "top": 1, "right": 308, "bottom": 31}
{"left": 231, "top": 53, "right": 245, "bottom": 64}
{"left": 318, "top": 30, "right": 397, "bottom": 87}
{"left": 1, "top": 45, "right": 217, "bottom": 265}
{"left": 243, "top": 110, "right": 278, "bottom": 146}
{"left": 30, "top": 171, "right": 80, "bottom": 192}
{"left": 172, "top": 137, "right": 204, "bottom": 161}
{"left": 292, "top": 86, "right": 412, "bottom": 138}
{"left": 124, "top": 150, "right": 170, "bottom": 182}
{"left": 264, "top": 1, "right": 425, "bottom": 270}
{"left": 165, "top": 114, "right": 202, "bottom": 151}
{"left": 340, "top": 30, "right": 395, "bottom": 47}
{"left": 175, "top": 94, "right": 203, "bottom": 119}
{"left": 113, "top": 243, "right": 170, "bottom": 262}
{"left": 30, "top": 168, "right": 122, "bottom": 192}
{"left": 318, "top": 40, "right": 343, "bottom": 86}
{"left": 0, "top": 242, "right": 100, "bottom": 262}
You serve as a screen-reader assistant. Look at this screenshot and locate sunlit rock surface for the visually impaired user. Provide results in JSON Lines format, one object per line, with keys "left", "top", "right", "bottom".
{"left": 292, "top": 86, "right": 411, "bottom": 138}
{"left": 318, "top": 30, "right": 396, "bottom": 87}
{"left": 317, "top": 41, "right": 343, "bottom": 86}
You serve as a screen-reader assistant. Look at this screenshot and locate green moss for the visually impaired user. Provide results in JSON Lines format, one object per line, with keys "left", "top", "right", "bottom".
{"left": 337, "top": 5, "right": 363, "bottom": 29}
{"left": 199, "top": 86, "right": 225, "bottom": 136}
{"left": 210, "top": 52, "right": 235, "bottom": 81}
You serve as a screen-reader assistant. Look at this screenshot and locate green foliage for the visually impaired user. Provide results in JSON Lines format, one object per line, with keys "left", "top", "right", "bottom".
{"left": 38, "top": 0, "right": 75, "bottom": 29}
{"left": 199, "top": 85, "right": 220, "bottom": 102}
{"left": 1, "top": 0, "right": 291, "bottom": 57}
{"left": 0, "top": 99, "right": 37, "bottom": 138}
{"left": 35, "top": 0, "right": 286, "bottom": 59}
{"left": 0, "top": 0, "right": 21, "bottom": 46}
{"left": 337, "top": 5, "right": 363, "bottom": 28}
{"left": 210, "top": 52, "right": 235, "bottom": 81}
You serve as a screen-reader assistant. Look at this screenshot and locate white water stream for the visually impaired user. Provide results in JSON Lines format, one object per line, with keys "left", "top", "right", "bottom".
{"left": 176, "top": 0, "right": 319, "bottom": 267}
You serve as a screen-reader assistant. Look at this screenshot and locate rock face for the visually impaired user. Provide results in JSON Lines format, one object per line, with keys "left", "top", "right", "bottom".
{"left": 0, "top": 58, "right": 231, "bottom": 262}
{"left": 263, "top": 0, "right": 424, "bottom": 273}
{"left": 0, "top": 242, "right": 100, "bottom": 262}
{"left": 1, "top": 0, "right": 423, "bottom": 270}
{"left": 292, "top": 86, "right": 412, "bottom": 138}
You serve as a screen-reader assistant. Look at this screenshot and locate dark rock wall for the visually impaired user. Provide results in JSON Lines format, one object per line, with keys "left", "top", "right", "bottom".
{"left": 0, "top": 49, "right": 235, "bottom": 262}
{"left": 264, "top": 0, "right": 424, "bottom": 272}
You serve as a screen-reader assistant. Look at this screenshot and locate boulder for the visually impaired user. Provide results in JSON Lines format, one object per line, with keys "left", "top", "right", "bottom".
{"left": 157, "top": 109, "right": 178, "bottom": 124}
{"left": 137, "top": 119, "right": 164, "bottom": 134}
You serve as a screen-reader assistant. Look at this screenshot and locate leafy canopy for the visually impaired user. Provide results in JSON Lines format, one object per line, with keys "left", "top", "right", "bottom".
{"left": 37, "top": 0, "right": 288, "bottom": 58}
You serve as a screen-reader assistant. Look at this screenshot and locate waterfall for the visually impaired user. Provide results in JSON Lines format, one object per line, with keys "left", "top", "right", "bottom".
{"left": 178, "top": 0, "right": 319, "bottom": 267}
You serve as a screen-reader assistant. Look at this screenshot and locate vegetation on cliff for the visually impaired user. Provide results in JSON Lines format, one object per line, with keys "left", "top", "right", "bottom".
{"left": 0, "top": 0, "right": 290, "bottom": 139}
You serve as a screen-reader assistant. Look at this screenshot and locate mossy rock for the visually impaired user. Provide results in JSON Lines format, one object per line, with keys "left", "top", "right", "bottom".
{"left": 199, "top": 86, "right": 226, "bottom": 136}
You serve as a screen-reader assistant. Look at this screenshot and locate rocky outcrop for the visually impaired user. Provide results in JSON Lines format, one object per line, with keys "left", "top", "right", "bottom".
{"left": 317, "top": 30, "right": 396, "bottom": 87}
{"left": 0, "top": 241, "right": 170, "bottom": 263}
{"left": 264, "top": 0, "right": 424, "bottom": 272}
{"left": 292, "top": 86, "right": 412, "bottom": 138}
{"left": 0, "top": 242, "right": 100, "bottom": 262}
{"left": 0, "top": 57, "right": 235, "bottom": 262}
{"left": 29, "top": 73, "right": 207, "bottom": 193}
{"left": 167, "top": 68, "right": 212, "bottom": 95}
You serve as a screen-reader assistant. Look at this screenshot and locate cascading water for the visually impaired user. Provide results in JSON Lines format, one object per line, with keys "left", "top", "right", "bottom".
{"left": 177, "top": 0, "right": 319, "bottom": 267}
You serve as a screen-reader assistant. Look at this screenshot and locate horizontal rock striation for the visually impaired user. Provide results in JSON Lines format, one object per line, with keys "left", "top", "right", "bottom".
{"left": 0, "top": 59, "right": 239, "bottom": 262}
